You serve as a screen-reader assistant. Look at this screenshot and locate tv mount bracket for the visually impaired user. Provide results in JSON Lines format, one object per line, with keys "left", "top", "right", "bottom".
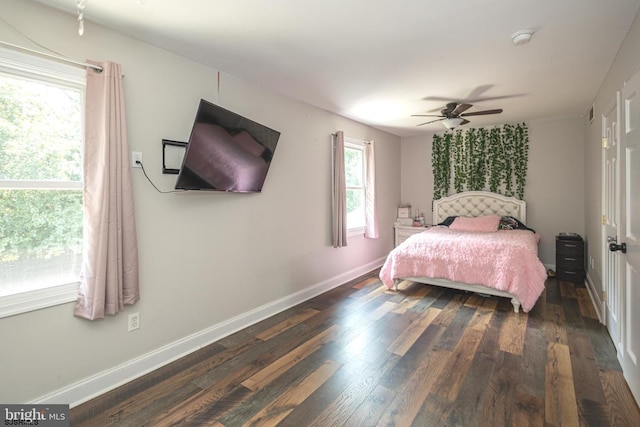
{"left": 161, "top": 139, "right": 188, "bottom": 174}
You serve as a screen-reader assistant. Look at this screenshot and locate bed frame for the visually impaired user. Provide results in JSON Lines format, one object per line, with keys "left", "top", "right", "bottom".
{"left": 398, "top": 191, "right": 527, "bottom": 313}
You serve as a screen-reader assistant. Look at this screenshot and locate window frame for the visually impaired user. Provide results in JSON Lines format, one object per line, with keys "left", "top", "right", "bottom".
{"left": 0, "top": 47, "right": 86, "bottom": 318}
{"left": 344, "top": 137, "right": 367, "bottom": 236}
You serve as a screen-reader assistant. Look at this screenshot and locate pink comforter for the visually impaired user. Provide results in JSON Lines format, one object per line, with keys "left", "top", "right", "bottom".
{"left": 379, "top": 227, "right": 547, "bottom": 312}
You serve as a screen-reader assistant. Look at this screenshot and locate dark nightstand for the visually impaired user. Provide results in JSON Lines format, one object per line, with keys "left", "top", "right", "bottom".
{"left": 556, "top": 234, "right": 585, "bottom": 283}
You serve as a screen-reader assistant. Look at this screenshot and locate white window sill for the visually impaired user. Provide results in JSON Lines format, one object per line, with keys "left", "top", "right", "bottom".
{"left": 347, "top": 226, "right": 365, "bottom": 238}
{"left": 0, "top": 283, "right": 79, "bottom": 319}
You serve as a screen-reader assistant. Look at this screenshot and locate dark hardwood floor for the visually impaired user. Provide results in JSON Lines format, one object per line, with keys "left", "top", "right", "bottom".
{"left": 71, "top": 271, "right": 640, "bottom": 426}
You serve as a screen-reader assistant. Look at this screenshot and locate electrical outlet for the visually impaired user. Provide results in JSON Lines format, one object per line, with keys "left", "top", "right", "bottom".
{"left": 128, "top": 312, "right": 140, "bottom": 332}
{"left": 131, "top": 151, "right": 143, "bottom": 168}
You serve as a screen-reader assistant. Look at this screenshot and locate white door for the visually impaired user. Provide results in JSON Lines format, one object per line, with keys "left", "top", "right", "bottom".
{"left": 617, "top": 68, "right": 640, "bottom": 404}
{"left": 602, "top": 95, "right": 621, "bottom": 352}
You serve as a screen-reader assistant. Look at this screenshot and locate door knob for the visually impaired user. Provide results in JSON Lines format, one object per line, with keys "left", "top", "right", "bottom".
{"left": 609, "top": 242, "right": 627, "bottom": 253}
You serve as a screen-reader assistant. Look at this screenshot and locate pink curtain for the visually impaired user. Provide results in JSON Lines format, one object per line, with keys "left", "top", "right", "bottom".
{"left": 74, "top": 61, "right": 140, "bottom": 320}
{"left": 332, "top": 131, "right": 347, "bottom": 247}
{"left": 364, "top": 141, "right": 379, "bottom": 238}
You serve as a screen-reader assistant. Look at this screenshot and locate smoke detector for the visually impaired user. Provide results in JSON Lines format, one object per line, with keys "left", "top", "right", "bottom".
{"left": 512, "top": 30, "right": 534, "bottom": 45}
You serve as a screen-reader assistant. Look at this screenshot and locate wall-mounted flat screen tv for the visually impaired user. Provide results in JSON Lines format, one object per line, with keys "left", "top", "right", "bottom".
{"left": 175, "top": 99, "right": 281, "bottom": 192}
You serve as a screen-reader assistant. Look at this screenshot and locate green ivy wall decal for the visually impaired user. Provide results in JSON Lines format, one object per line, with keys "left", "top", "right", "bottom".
{"left": 431, "top": 123, "right": 529, "bottom": 200}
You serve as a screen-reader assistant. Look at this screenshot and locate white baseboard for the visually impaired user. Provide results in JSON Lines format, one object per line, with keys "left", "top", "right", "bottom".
{"left": 585, "top": 272, "right": 604, "bottom": 324}
{"left": 32, "top": 257, "right": 386, "bottom": 408}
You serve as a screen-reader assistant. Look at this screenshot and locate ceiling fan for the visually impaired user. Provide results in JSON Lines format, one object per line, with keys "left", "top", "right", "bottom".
{"left": 412, "top": 102, "right": 503, "bottom": 129}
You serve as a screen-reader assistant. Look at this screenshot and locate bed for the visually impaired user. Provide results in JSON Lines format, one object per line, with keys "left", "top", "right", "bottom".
{"left": 379, "top": 191, "right": 547, "bottom": 313}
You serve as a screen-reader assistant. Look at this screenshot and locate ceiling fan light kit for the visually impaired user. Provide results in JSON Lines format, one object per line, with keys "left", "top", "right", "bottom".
{"left": 442, "top": 117, "right": 464, "bottom": 130}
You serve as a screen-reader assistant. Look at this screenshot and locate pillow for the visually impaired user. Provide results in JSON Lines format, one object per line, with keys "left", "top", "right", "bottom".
{"left": 449, "top": 214, "right": 501, "bottom": 232}
{"left": 437, "top": 216, "right": 458, "bottom": 226}
{"left": 499, "top": 216, "right": 536, "bottom": 233}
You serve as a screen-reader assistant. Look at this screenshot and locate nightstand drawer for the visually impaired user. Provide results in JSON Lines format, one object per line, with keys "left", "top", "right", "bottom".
{"left": 394, "top": 225, "right": 429, "bottom": 247}
{"left": 557, "top": 241, "right": 583, "bottom": 255}
{"left": 557, "top": 255, "right": 584, "bottom": 269}
{"left": 557, "top": 268, "right": 585, "bottom": 283}
{"left": 397, "top": 228, "right": 425, "bottom": 238}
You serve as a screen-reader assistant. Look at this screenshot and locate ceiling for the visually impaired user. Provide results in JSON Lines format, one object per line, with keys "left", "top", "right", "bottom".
{"left": 34, "top": 0, "right": 640, "bottom": 137}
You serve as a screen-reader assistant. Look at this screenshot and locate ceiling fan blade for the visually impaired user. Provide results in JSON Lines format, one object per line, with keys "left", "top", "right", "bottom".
{"left": 416, "top": 118, "right": 445, "bottom": 126}
{"left": 411, "top": 114, "right": 443, "bottom": 117}
{"left": 452, "top": 103, "right": 472, "bottom": 116}
{"left": 460, "top": 108, "right": 503, "bottom": 117}
{"left": 460, "top": 119, "right": 470, "bottom": 125}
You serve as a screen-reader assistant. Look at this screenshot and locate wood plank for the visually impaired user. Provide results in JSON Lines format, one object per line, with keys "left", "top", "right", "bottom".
{"left": 333, "top": 309, "right": 416, "bottom": 363}
{"left": 342, "top": 384, "right": 395, "bottom": 426}
{"left": 70, "top": 341, "right": 226, "bottom": 425}
{"left": 545, "top": 342, "right": 579, "bottom": 427}
{"left": 148, "top": 325, "right": 338, "bottom": 425}
{"left": 463, "top": 293, "right": 485, "bottom": 308}
{"left": 434, "top": 304, "right": 476, "bottom": 351}
{"left": 562, "top": 297, "right": 586, "bottom": 330}
{"left": 432, "top": 328, "right": 484, "bottom": 401}
{"left": 583, "top": 317, "right": 622, "bottom": 371}
{"left": 74, "top": 338, "right": 261, "bottom": 427}
{"left": 480, "top": 296, "right": 499, "bottom": 311}
{"left": 150, "top": 385, "right": 252, "bottom": 427}
{"left": 575, "top": 287, "right": 598, "bottom": 319}
{"left": 377, "top": 324, "right": 446, "bottom": 391}
{"left": 567, "top": 329, "right": 607, "bottom": 405}
{"left": 376, "top": 349, "right": 451, "bottom": 426}
{"left": 431, "top": 292, "right": 470, "bottom": 329}
{"left": 307, "top": 353, "right": 399, "bottom": 427}
{"left": 544, "top": 303, "right": 568, "bottom": 345}
{"left": 412, "top": 392, "right": 453, "bottom": 426}
{"left": 432, "top": 306, "right": 494, "bottom": 401}
{"left": 518, "top": 314, "right": 547, "bottom": 398}
{"left": 559, "top": 281, "right": 577, "bottom": 298}
{"left": 546, "top": 279, "right": 562, "bottom": 304}
{"left": 409, "top": 286, "right": 445, "bottom": 314}
{"left": 218, "top": 308, "right": 308, "bottom": 348}
{"left": 255, "top": 308, "right": 320, "bottom": 341}
{"left": 193, "top": 322, "right": 325, "bottom": 390}
{"left": 444, "top": 331, "right": 501, "bottom": 426}
{"left": 354, "top": 312, "right": 416, "bottom": 364}
{"left": 220, "top": 340, "right": 344, "bottom": 426}
{"left": 599, "top": 369, "right": 640, "bottom": 426}
{"left": 498, "top": 308, "right": 528, "bottom": 355}
{"left": 441, "top": 304, "right": 502, "bottom": 427}
{"left": 387, "top": 307, "right": 441, "bottom": 356}
{"left": 275, "top": 353, "right": 372, "bottom": 427}
{"left": 477, "top": 351, "right": 521, "bottom": 425}
{"left": 511, "top": 392, "right": 544, "bottom": 427}
{"left": 344, "top": 284, "right": 388, "bottom": 312}
{"left": 369, "top": 300, "right": 398, "bottom": 321}
{"left": 242, "top": 324, "right": 339, "bottom": 391}
{"left": 391, "top": 285, "right": 432, "bottom": 314}
{"left": 351, "top": 276, "right": 380, "bottom": 289}
{"left": 241, "top": 359, "right": 341, "bottom": 426}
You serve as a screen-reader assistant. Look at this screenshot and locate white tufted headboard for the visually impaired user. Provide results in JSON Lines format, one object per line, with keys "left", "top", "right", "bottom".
{"left": 433, "top": 191, "right": 526, "bottom": 225}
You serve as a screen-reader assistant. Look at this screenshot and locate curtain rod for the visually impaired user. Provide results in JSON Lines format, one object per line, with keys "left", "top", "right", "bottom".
{"left": 331, "top": 133, "right": 372, "bottom": 144}
{"left": 0, "top": 40, "right": 103, "bottom": 72}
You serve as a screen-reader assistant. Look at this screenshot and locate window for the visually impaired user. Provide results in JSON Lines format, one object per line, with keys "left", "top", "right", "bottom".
{"left": 344, "top": 137, "right": 366, "bottom": 232}
{"left": 0, "top": 48, "right": 85, "bottom": 317}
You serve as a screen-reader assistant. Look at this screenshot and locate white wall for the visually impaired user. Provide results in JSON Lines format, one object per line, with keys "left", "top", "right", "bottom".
{"left": 399, "top": 117, "right": 586, "bottom": 266}
{"left": 585, "top": 9, "right": 640, "bottom": 297}
{"left": 400, "top": 132, "right": 435, "bottom": 219}
{"left": 0, "top": 0, "right": 400, "bottom": 404}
